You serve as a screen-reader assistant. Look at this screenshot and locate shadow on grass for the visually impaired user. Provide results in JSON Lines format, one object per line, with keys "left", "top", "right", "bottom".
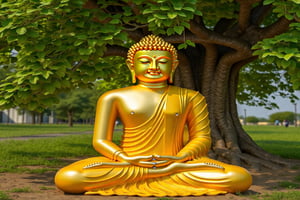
{"left": 255, "top": 140, "right": 300, "bottom": 159}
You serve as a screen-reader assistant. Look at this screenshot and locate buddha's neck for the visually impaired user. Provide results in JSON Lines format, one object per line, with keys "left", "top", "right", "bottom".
{"left": 137, "top": 81, "right": 168, "bottom": 89}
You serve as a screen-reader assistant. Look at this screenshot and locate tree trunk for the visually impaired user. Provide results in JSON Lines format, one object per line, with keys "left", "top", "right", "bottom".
{"left": 22, "top": 111, "right": 25, "bottom": 124}
{"left": 67, "top": 111, "right": 73, "bottom": 127}
{"left": 174, "top": 43, "right": 290, "bottom": 170}
{"left": 97, "top": 0, "right": 292, "bottom": 169}
{"left": 6, "top": 109, "right": 10, "bottom": 124}
{"left": 39, "top": 113, "right": 43, "bottom": 124}
{"left": 31, "top": 112, "right": 36, "bottom": 124}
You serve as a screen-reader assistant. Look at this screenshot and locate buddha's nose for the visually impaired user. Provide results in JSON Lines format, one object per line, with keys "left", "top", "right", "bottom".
{"left": 148, "top": 61, "right": 159, "bottom": 71}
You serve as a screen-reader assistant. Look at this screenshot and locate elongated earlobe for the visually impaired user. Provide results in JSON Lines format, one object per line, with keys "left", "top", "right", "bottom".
{"left": 130, "top": 70, "right": 136, "bottom": 83}
{"left": 126, "top": 59, "right": 136, "bottom": 84}
{"left": 169, "top": 60, "right": 178, "bottom": 84}
{"left": 168, "top": 70, "right": 175, "bottom": 84}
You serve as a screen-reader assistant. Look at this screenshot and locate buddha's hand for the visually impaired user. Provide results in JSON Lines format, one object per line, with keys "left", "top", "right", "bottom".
{"left": 118, "top": 154, "right": 168, "bottom": 168}
{"left": 153, "top": 154, "right": 189, "bottom": 163}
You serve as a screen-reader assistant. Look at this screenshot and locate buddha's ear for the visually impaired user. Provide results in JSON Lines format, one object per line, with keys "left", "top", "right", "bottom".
{"left": 172, "top": 59, "right": 179, "bottom": 70}
{"left": 126, "top": 59, "right": 136, "bottom": 84}
{"left": 169, "top": 60, "right": 179, "bottom": 84}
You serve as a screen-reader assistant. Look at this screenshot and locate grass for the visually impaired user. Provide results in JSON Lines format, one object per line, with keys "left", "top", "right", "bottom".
{"left": 244, "top": 125, "right": 300, "bottom": 159}
{"left": 9, "top": 187, "right": 32, "bottom": 193}
{"left": 251, "top": 191, "right": 300, "bottom": 200}
{"left": 0, "top": 124, "right": 299, "bottom": 200}
{"left": 278, "top": 181, "right": 299, "bottom": 189}
{"left": 0, "top": 130, "right": 123, "bottom": 173}
{"left": 0, "top": 124, "right": 93, "bottom": 138}
{"left": 0, "top": 191, "right": 12, "bottom": 200}
{"left": 0, "top": 125, "right": 299, "bottom": 172}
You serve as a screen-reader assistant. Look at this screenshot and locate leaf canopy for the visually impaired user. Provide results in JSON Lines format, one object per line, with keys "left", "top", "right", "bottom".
{"left": 0, "top": 0, "right": 299, "bottom": 111}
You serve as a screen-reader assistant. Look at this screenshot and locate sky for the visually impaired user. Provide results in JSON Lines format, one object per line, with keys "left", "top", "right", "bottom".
{"left": 237, "top": 91, "right": 300, "bottom": 119}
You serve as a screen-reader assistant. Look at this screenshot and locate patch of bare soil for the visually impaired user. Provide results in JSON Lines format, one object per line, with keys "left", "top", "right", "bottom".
{"left": 1, "top": 165, "right": 300, "bottom": 200}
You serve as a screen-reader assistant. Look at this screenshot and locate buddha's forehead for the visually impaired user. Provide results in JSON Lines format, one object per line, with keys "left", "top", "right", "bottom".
{"left": 134, "top": 50, "right": 172, "bottom": 58}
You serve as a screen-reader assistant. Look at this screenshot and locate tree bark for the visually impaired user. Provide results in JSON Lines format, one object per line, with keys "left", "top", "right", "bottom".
{"left": 67, "top": 111, "right": 73, "bottom": 127}
{"left": 169, "top": 10, "right": 292, "bottom": 169}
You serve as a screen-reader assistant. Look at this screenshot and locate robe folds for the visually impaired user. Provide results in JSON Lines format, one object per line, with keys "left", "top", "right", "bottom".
{"left": 55, "top": 86, "right": 252, "bottom": 196}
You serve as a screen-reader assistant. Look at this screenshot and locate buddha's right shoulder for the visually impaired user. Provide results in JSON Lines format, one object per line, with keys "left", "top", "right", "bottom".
{"left": 98, "top": 86, "right": 134, "bottom": 102}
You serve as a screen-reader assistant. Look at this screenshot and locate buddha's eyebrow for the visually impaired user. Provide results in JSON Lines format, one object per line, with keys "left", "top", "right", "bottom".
{"left": 137, "top": 55, "right": 171, "bottom": 60}
{"left": 156, "top": 56, "right": 171, "bottom": 60}
{"left": 137, "top": 55, "right": 152, "bottom": 59}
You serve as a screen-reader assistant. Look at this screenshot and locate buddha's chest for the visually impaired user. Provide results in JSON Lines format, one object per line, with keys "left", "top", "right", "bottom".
{"left": 116, "top": 92, "right": 186, "bottom": 127}
{"left": 117, "top": 93, "right": 162, "bottom": 120}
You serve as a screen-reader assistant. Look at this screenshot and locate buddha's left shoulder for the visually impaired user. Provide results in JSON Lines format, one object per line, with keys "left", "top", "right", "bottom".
{"left": 170, "top": 86, "right": 205, "bottom": 98}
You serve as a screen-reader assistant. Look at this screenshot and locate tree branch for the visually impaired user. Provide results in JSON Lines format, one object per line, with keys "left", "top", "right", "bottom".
{"left": 260, "top": 17, "right": 292, "bottom": 39}
{"left": 127, "top": 1, "right": 141, "bottom": 16}
{"left": 250, "top": 3, "right": 273, "bottom": 26}
{"left": 83, "top": 0, "right": 98, "bottom": 9}
{"left": 189, "top": 20, "right": 252, "bottom": 54}
{"left": 103, "top": 45, "right": 128, "bottom": 58}
{"left": 236, "top": 0, "right": 260, "bottom": 32}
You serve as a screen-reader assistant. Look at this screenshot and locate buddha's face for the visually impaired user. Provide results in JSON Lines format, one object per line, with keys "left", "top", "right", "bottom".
{"left": 132, "top": 50, "right": 176, "bottom": 83}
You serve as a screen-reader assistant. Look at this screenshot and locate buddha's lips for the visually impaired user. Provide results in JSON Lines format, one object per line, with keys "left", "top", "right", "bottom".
{"left": 147, "top": 70, "right": 161, "bottom": 75}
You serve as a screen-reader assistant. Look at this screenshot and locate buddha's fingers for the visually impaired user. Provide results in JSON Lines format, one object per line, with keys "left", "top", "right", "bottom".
{"left": 154, "top": 155, "right": 182, "bottom": 160}
{"left": 149, "top": 162, "right": 225, "bottom": 175}
{"left": 83, "top": 162, "right": 131, "bottom": 169}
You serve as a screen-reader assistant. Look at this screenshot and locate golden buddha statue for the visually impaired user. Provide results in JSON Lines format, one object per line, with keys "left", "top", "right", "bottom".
{"left": 55, "top": 35, "right": 252, "bottom": 197}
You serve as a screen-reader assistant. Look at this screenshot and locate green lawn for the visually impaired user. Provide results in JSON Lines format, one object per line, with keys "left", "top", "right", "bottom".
{"left": 0, "top": 124, "right": 299, "bottom": 173}
{"left": 0, "top": 127, "right": 122, "bottom": 173}
{"left": 244, "top": 125, "right": 300, "bottom": 159}
{"left": 0, "top": 124, "right": 299, "bottom": 200}
{"left": 0, "top": 124, "right": 93, "bottom": 137}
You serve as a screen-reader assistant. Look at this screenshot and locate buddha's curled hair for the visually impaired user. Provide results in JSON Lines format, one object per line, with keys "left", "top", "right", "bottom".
{"left": 127, "top": 35, "right": 178, "bottom": 67}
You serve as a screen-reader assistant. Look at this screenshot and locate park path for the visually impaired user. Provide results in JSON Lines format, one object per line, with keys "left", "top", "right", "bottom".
{"left": 0, "top": 129, "right": 124, "bottom": 141}
{"left": 0, "top": 131, "right": 93, "bottom": 141}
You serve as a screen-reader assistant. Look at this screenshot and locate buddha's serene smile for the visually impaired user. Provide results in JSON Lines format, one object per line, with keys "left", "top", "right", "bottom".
{"left": 55, "top": 35, "right": 252, "bottom": 196}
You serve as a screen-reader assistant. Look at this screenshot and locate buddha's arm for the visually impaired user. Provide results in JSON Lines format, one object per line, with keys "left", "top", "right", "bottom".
{"left": 175, "top": 92, "right": 211, "bottom": 161}
{"left": 92, "top": 92, "right": 155, "bottom": 166}
{"left": 93, "top": 92, "right": 125, "bottom": 160}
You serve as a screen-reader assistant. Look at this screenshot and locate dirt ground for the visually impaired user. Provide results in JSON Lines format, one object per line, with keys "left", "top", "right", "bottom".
{"left": 1, "top": 164, "right": 300, "bottom": 200}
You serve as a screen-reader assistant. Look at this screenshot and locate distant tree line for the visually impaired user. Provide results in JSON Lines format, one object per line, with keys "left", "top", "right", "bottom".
{"left": 241, "top": 111, "right": 299, "bottom": 125}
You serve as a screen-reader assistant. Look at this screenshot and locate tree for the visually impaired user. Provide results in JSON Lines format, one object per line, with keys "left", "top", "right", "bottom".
{"left": 269, "top": 111, "right": 296, "bottom": 124}
{"left": 237, "top": 60, "right": 298, "bottom": 110}
{"left": 0, "top": 0, "right": 299, "bottom": 168}
{"left": 246, "top": 116, "right": 259, "bottom": 124}
{"left": 54, "top": 88, "right": 98, "bottom": 127}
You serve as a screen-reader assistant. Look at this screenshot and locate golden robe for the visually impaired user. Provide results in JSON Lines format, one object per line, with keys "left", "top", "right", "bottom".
{"left": 55, "top": 86, "right": 252, "bottom": 196}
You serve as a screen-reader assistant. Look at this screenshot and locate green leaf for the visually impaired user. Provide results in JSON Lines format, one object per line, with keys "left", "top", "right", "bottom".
{"left": 160, "top": 6, "right": 169, "bottom": 11}
{"left": 183, "top": 7, "right": 195, "bottom": 12}
{"left": 263, "top": 0, "right": 275, "bottom": 5}
{"left": 178, "top": 43, "right": 187, "bottom": 49}
{"left": 194, "top": 10, "right": 202, "bottom": 16}
{"left": 30, "top": 76, "right": 39, "bottom": 84}
{"left": 74, "top": 40, "right": 84, "bottom": 46}
{"left": 186, "top": 40, "right": 196, "bottom": 47}
{"left": 174, "top": 26, "right": 184, "bottom": 34}
{"left": 110, "top": 19, "right": 120, "bottom": 24}
{"left": 167, "top": 28, "right": 174, "bottom": 36}
{"left": 167, "top": 12, "right": 177, "bottom": 19}
{"left": 283, "top": 53, "right": 294, "bottom": 60}
{"left": 154, "top": 13, "right": 167, "bottom": 20}
{"left": 16, "top": 27, "right": 27, "bottom": 35}
{"left": 0, "top": 99, "right": 8, "bottom": 106}
{"left": 42, "top": 71, "right": 52, "bottom": 79}
{"left": 78, "top": 48, "right": 93, "bottom": 55}
{"left": 173, "top": 1, "right": 184, "bottom": 10}
{"left": 143, "top": 9, "right": 153, "bottom": 14}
